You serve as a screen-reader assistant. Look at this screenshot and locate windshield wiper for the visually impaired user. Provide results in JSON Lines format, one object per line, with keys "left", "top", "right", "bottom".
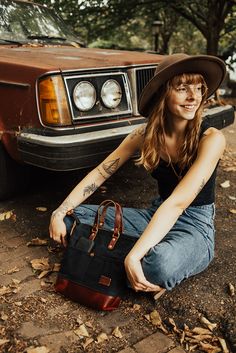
{"left": 27, "top": 35, "right": 67, "bottom": 41}
{"left": 0, "top": 38, "right": 23, "bottom": 45}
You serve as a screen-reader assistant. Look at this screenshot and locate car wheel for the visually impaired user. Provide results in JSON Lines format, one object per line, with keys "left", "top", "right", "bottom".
{"left": 0, "top": 142, "right": 30, "bottom": 200}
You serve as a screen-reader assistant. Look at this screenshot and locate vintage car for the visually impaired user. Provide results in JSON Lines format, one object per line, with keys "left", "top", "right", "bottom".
{"left": 0, "top": 0, "right": 235, "bottom": 200}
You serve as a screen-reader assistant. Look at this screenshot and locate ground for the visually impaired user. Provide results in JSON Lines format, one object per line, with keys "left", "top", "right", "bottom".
{"left": 0, "top": 100, "right": 235, "bottom": 353}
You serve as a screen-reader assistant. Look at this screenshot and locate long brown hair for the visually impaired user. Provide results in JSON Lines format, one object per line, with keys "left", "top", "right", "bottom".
{"left": 136, "top": 73, "right": 208, "bottom": 172}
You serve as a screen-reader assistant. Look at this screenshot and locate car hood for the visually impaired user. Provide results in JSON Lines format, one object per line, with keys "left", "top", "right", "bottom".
{"left": 0, "top": 45, "right": 161, "bottom": 72}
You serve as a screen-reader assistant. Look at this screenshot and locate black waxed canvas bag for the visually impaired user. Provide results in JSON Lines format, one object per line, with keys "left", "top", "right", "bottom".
{"left": 55, "top": 200, "right": 137, "bottom": 311}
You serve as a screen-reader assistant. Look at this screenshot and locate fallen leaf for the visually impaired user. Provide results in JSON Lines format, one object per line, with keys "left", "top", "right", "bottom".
{"left": 218, "top": 337, "right": 229, "bottom": 353}
{"left": 36, "top": 207, "right": 47, "bottom": 212}
{"left": 30, "top": 258, "right": 50, "bottom": 271}
{"left": 149, "top": 310, "right": 162, "bottom": 326}
{"left": 1, "top": 312, "right": 8, "bottom": 321}
{"left": 0, "top": 339, "right": 10, "bottom": 346}
{"left": 6, "top": 266, "right": 20, "bottom": 274}
{"left": 220, "top": 180, "right": 230, "bottom": 188}
{"left": 223, "top": 166, "right": 236, "bottom": 172}
{"left": 0, "top": 210, "right": 14, "bottom": 221}
{"left": 40, "top": 298, "right": 47, "bottom": 303}
{"left": 228, "top": 195, "right": 236, "bottom": 200}
{"left": 228, "top": 283, "right": 235, "bottom": 296}
{"left": 26, "top": 347, "right": 50, "bottom": 353}
{"left": 96, "top": 332, "right": 109, "bottom": 344}
{"left": 53, "top": 263, "right": 60, "bottom": 272}
{"left": 15, "top": 301, "right": 22, "bottom": 306}
{"left": 85, "top": 321, "right": 93, "bottom": 328}
{"left": 74, "top": 324, "right": 89, "bottom": 337}
{"left": 0, "top": 286, "right": 12, "bottom": 296}
{"left": 229, "top": 209, "right": 236, "bottom": 214}
{"left": 112, "top": 327, "right": 123, "bottom": 338}
{"left": 200, "top": 316, "right": 217, "bottom": 331}
{"left": 27, "top": 238, "right": 48, "bottom": 246}
{"left": 37, "top": 270, "right": 51, "bottom": 279}
{"left": 133, "top": 304, "right": 141, "bottom": 311}
{"left": 12, "top": 279, "right": 21, "bottom": 285}
{"left": 192, "top": 327, "right": 212, "bottom": 335}
{"left": 148, "top": 310, "right": 168, "bottom": 334}
{"left": 82, "top": 338, "right": 94, "bottom": 349}
{"left": 169, "top": 317, "right": 182, "bottom": 334}
{"left": 199, "top": 341, "right": 221, "bottom": 353}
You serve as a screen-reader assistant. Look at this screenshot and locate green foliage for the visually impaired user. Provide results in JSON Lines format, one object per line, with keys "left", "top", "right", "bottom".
{"left": 35, "top": 0, "right": 236, "bottom": 57}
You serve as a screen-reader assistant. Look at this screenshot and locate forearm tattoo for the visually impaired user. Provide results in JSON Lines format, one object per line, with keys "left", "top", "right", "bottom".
{"left": 83, "top": 182, "right": 98, "bottom": 197}
{"left": 102, "top": 158, "right": 120, "bottom": 176}
{"left": 97, "top": 167, "right": 107, "bottom": 180}
{"left": 195, "top": 179, "right": 205, "bottom": 196}
{"left": 130, "top": 125, "right": 146, "bottom": 140}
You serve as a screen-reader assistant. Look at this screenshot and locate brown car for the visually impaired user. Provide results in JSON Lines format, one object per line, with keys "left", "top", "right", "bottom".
{"left": 0, "top": 0, "right": 234, "bottom": 200}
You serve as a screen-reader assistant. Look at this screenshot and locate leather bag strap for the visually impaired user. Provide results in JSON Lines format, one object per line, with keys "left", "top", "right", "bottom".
{"left": 89, "top": 199, "right": 123, "bottom": 250}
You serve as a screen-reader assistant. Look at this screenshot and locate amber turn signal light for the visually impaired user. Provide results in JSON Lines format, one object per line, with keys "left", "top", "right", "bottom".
{"left": 38, "top": 75, "right": 71, "bottom": 126}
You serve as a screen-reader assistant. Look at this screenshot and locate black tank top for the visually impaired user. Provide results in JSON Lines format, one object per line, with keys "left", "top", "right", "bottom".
{"left": 151, "top": 121, "right": 217, "bottom": 206}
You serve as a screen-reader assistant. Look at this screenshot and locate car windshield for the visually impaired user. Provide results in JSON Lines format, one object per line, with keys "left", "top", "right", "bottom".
{"left": 0, "top": 0, "right": 80, "bottom": 45}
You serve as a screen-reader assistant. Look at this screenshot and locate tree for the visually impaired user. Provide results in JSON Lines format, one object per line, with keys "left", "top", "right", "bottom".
{"left": 168, "top": 0, "right": 236, "bottom": 55}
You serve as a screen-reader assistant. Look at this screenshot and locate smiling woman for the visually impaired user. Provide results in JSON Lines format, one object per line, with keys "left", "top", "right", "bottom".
{"left": 50, "top": 53, "right": 227, "bottom": 297}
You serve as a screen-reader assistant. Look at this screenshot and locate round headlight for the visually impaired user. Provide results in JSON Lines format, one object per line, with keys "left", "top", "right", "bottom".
{"left": 101, "top": 79, "right": 122, "bottom": 109}
{"left": 73, "top": 81, "right": 96, "bottom": 111}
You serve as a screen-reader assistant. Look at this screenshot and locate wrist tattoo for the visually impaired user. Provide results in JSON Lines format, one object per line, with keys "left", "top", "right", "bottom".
{"left": 52, "top": 199, "right": 75, "bottom": 219}
{"left": 102, "top": 158, "right": 120, "bottom": 176}
{"left": 83, "top": 182, "right": 98, "bottom": 197}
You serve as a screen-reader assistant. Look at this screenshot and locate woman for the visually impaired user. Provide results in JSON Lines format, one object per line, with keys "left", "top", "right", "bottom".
{"left": 49, "top": 53, "right": 226, "bottom": 296}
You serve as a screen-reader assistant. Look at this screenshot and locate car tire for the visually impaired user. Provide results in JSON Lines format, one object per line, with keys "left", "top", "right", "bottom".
{"left": 0, "top": 142, "right": 30, "bottom": 200}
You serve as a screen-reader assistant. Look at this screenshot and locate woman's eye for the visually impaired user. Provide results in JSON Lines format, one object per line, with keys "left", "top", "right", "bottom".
{"left": 177, "top": 86, "right": 187, "bottom": 92}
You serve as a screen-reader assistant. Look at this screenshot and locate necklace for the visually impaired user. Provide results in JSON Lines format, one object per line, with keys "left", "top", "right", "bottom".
{"left": 169, "top": 161, "right": 183, "bottom": 181}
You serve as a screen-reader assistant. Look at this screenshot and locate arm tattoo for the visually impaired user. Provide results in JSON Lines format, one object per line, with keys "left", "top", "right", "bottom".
{"left": 97, "top": 167, "right": 107, "bottom": 180}
{"left": 102, "top": 158, "right": 120, "bottom": 176}
{"left": 130, "top": 125, "right": 146, "bottom": 140}
{"left": 83, "top": 182, "right": 98, "bottom": 197}
{"left": 195, "top": 179, "right": 205, "bottom": 196}
{"left": 52, "top": 198, "right": 75, "bottom": 219}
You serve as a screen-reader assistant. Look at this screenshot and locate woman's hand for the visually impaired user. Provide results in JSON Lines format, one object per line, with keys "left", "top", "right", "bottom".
{"left": 124, "top": 255, "right": 162, "bottom": 292}
{"left": 49, "top": 211, "right": 67, "bottom": 247}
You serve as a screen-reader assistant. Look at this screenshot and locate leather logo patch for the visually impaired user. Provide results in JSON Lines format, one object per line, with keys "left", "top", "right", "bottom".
{"left": 99, "top": 275, "right": 111, "bottom": 287}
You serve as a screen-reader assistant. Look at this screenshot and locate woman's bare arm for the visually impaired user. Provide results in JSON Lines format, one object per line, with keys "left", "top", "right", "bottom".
{"left": 49, "top": 124, "right": 146, "bottom": 244}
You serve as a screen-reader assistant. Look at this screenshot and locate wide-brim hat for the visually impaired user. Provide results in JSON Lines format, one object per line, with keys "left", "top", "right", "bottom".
{"left": 138, "top": 53, "right": 226, "bottom": 117}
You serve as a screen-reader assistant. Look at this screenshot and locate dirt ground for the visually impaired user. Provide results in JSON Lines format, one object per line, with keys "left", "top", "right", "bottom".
{"left": 0, "top": 100, "right": 235, "bottom": 353}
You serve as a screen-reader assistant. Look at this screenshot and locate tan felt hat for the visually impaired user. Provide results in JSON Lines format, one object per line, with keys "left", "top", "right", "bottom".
{"left": 138, "top": 53, "right": 226, "bottom": 117}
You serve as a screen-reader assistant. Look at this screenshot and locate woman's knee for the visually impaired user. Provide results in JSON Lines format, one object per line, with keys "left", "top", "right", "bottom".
{"left": 142, "top": 248, "right": 176, "bottom": 289}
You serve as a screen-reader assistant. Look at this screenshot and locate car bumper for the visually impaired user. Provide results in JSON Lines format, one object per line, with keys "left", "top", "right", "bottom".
{"left": 17, "top": 105, "right": 235, "bottom": 171}
{"left": 17, "top": 124, "right": 141, "bottom": 171}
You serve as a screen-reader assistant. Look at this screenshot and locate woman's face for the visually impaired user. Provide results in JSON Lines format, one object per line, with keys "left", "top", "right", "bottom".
{"left": 166, "top": 80, "right": 205, "bottom": 121}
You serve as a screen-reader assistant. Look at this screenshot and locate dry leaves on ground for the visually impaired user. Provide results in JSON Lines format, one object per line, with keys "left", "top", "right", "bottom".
{"left": 145, "top": 309, "right": 229, "bottom": 353}
{"left": 228, "top": 283, "right": 235, "bottom": 296}
{"left": 220, "top": 180, "right": 230, "bottom": 188}
{"left": 30, "top": 258, "right": 60, "bottom": 279}
{"left": 220, "top": 149, "right": 236, "bottom": 172}
{"left": 27, "top": 238, "right": 48, "bottom": 246}
{"left": 0, "top": 210, "right": 15, "bottom": 221}
{"left": 35, "top": 207, "right": 48, "bottom": 212}
{"left": 0, "top": 279, "right": 21, "bottom": 296}
{"left": 26, "top": 346, "right": 50, "bottom": 353}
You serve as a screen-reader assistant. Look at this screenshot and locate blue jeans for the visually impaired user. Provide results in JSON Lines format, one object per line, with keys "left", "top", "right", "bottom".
{"left": 64, "top": 197, "right": 215, "bottom": 290}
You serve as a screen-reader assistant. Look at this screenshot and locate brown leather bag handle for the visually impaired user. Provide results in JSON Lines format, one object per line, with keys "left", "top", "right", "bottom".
{"left": 89, "top": 200, "right": 123, "bottom": 249}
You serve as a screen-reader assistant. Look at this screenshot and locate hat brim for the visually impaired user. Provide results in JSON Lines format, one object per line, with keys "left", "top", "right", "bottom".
{"left": 138, "top": 55, "right": 226, "bottom": 117}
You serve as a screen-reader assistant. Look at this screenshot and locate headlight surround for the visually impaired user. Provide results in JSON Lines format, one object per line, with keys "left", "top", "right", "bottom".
{"left": 73, "top": 81, "right": 96, "bottom": 111}
{"left": 101, "top": 79, "right": 122, "bottom": 109}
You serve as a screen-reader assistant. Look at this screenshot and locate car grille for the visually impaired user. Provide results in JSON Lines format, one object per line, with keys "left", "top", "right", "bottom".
{"left": 136, "top": 67, "right": 156, "bottom": 101}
